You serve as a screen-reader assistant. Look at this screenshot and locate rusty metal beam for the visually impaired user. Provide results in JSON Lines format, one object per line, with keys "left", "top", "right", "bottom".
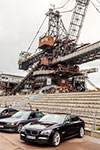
{"left": 51, "top": 41, "right": 100, "bottom": 65}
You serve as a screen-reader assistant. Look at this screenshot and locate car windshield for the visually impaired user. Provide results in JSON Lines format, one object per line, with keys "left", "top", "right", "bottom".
{"left": 12, "top": 111, "right": 31, "bottom": 119}
{"left": 39, "top": 114, "right": 66, "bottom": 124}
{"left": 0, "top": 108, "right": 5, "bottom": 113}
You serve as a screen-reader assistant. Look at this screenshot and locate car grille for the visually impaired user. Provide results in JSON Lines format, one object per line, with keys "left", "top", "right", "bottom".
{"left": 25, "top": 129, "right": 38, "bottom": 136}
{"left": 31, "top": 130, "right": 38, "bottom": 136}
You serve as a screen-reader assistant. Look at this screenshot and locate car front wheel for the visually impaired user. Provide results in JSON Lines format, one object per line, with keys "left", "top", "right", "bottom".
{"left": 17, "top": 124, "right": 24, "bottom": 133}
{"left": 79, "top": 127, "right": 84, "bottom": 138}
{"left": 52, "top": 131, "right": 60, "bottom": 146}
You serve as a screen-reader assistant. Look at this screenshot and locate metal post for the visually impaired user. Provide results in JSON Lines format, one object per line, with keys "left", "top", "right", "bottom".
{"left": 93, "top": 114, "right": 96, "bottom": 131}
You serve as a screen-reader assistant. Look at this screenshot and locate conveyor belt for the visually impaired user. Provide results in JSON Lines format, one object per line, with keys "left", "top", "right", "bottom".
{"left": 51, "top": 41, "right": 100, "bottom": 65}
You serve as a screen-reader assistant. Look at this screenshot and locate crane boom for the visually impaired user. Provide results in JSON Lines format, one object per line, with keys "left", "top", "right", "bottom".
{"left": 68, "top": 0, "right": 90, "bottom": 43}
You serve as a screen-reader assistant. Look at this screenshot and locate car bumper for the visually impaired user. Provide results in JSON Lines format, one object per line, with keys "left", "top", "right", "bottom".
{"left": 20, "top": 133, "right": 51, "bottom": 145}
{"left": 0, "top": 125, "right": 17, "bottom": 132}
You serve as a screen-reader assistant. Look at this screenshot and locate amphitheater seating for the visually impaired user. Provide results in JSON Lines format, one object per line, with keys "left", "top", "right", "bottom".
{"left": 0, "top": 92, "right": 100, "bottom": 130}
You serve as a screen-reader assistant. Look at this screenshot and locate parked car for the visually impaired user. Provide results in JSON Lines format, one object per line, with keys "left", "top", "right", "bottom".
{"left": 0, "top": 110, "right": 44, "bottom": 133}
{"left": 20, "top": 113, "right": 85, "bottom": 146}
{"left": 39, "top": 85, "right": 57, "bottom": 94}
{"left": 0, "top": 107, "right": 18, "bottom": 119}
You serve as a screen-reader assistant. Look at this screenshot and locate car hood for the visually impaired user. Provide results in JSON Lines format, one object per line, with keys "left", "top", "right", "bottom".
{"left": 24, "top": 121, "right": 59, "bottom": 131}
{"left": 0, "top": 117, "right": 23, "bottom": 123}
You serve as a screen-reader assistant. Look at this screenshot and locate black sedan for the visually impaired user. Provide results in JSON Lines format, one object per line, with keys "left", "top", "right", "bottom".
{"left": 0, "top": 110, "right": 44, "bottom": 133}
{"left": 0, "top": 107, "right": 18, "bottom": 119}
{"left": 20, "top": 113, "right": 85, "bottom": 146}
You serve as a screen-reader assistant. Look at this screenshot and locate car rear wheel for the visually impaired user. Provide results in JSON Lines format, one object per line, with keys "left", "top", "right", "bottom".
{"left": 17, "top": 124, "right": 24, "bottom": 133}
{"left": 79, "top": 127, "right": 84, "bottom": 138}
{"left": 52, "top": 131, "right": 60, "bottom": 146}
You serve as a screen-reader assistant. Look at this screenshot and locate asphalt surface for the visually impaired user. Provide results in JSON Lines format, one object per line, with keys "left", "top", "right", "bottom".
{"left": 0, "top": 132, "right": 100, "bottom": 150}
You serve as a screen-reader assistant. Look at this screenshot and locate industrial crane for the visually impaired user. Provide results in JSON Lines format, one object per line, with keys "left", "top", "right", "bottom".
{"left": 18, "top": 0, "right": 90, "bottom": 70}
{"left": 13, "top": 0, "right": 100, "bottom": 94}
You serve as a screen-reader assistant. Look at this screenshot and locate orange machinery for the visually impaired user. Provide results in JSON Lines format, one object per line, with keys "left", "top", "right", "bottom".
{"left": 40, "top": 56, "right": 49, "bottom": 66}
{"left": 39, "top": 36, "right": 54, "bottom": 49}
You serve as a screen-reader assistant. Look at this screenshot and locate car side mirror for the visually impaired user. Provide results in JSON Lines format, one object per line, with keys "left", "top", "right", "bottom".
{"left": 64, "top": 120, "right": 70, "bottom": 124}
{"left": 28, "top": 116, "right": 33, "bottom": 120}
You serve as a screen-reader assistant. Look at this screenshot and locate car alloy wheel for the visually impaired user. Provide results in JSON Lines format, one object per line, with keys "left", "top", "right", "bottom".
{"left": 79, "top": 127, "right": 84, "bottom": 138}
{"left": 52, "top": 131, "right": 60, "bottom": 146}
{"left": 17, "top": 124, "right": 23, "bottom": 133}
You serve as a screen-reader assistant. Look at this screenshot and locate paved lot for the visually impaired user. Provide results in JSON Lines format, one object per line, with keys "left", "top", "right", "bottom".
{"left": 0, "top": 132, "right": 100, "bottom": 150}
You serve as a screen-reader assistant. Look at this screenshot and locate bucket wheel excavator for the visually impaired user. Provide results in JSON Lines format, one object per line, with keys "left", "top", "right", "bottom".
{"left": 12, "top": 0, "right": 100, "bottom": 94}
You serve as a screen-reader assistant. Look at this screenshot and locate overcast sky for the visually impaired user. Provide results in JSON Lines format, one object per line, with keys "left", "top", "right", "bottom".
{"left": 0, "top": 0, "right": 100, "bottom": 89}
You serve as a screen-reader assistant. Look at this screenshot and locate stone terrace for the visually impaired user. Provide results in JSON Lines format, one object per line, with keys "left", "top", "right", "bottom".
{"left": 0, "top": 92, "right": 100, "bottom": 130}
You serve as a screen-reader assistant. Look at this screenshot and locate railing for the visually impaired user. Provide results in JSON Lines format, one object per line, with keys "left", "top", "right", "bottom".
{"left": 13, "top": 93, "right": 44, "bottom": 109}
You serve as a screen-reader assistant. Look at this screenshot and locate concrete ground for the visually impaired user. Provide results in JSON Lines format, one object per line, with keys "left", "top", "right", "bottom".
{"left": 0, "top": 132, "right": 100, "bottom": 150}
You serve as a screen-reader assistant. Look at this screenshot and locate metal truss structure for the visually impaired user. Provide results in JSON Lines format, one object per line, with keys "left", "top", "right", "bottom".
{"left": 18, "top": 0, "right": 91, "bottom": 71}
{"left": 68, "top": 0, "right": 90, "bottom": 43}
{"left": 13, "top": 0, "right": 100, "bottom": 94}
{"left": 46, "top": 9, "right": 68, "bottom": 40}
{"left": 19, "top": 40, "right": 100, "bottom": 70}
{"left": 52, "top": 41, "right": 100, "bottom": 65}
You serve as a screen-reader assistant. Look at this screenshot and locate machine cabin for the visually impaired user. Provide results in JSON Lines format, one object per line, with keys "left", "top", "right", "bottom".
{"left": 39, "top": 36, "right": 54, "bottom": 49}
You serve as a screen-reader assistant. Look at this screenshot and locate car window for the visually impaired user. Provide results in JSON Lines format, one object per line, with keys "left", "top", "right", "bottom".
{"left": 65, "top": 116, "right": 71, "bottom": 122}
{"left": 28, "top": 112, "right": 43, "bottom": 119}
{"left": 2, "top": 109, "right": 9, "bottom": 116}
{"left": 70, "top": 116, "right": 79, "bottom": 122}
{"left": 28, "top": 112, "right": 35, "bottom": 119}
{"left": 9, "top": 110, "right": 17, "bottom": 115}
{"left": 32, "top": 113, "right": 35, "bottom": 118}
{"left": 39, "top": 114, "right": 66, "bottom": 124}
{"left": 35, "top": 112, "right": 43, "bottom": 118}
{"left": 12, "top": 111, "right": 31, "bottom": 119}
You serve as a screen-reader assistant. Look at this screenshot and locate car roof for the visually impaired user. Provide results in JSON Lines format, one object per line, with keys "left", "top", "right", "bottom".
{"left": 18, "top": 110, "right": 32, "bottom": 113}
{"left": 18, "top": 110, "right": 41, "bottom": 113}
{"left": 19, "top": 109, "right": 42, "bottom": 113}
{"left": 48, "top": 112, "right": 71, "bottom": 115}
{"left": 7, "top": 108, "right": 17, "bottom": 110}
{"left": 46, "top": 113, "right": 78, "bottom": 117}
{"left": 0, "top": 107, "right": 18, "bottom": 113}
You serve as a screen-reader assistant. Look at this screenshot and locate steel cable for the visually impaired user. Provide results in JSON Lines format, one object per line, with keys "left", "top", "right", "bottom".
{"left": 26, "top": 16, "right": 47, "bottom": 52}
{"left": 91, "top": 1, "right": 100, "bottom": 14}
{"left": 55, "top": 0, "right": 71, "bottom": 9}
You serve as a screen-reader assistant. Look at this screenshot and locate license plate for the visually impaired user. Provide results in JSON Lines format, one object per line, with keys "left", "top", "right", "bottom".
{"left": 26, "top": 135, "right": 36, "bottom": 140}
{"left": 0, "top": 125, "right": 4, "bottom": 128}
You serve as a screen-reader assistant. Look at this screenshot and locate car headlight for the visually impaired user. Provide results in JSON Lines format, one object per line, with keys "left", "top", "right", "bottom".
{"left": 21, "top": 123, "right": 29, "bottom": 132}
{"left": 7, "top": 123, "right": 15, "bottom": 125}
{"left": 21, "top": 126, "right": 25, "bottom": 132}
{"left": 40, "top": 130, "right": 52, "bottom": 136}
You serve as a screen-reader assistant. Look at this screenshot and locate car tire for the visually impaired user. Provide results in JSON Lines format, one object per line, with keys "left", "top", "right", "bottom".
{"left": 17, "top": 124, "right": 24, "bottom": 133}
{"left": 79, "top": 127, "right": 84, "bottom": 138}
{"left": 52, "top": 131, "right": 60, "bottom": 146}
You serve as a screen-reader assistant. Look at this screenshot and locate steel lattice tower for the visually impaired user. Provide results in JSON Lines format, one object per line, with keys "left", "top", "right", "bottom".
{"left": 68, "top": 0, "right": 90, "bottom": 43}
{"left": 46, "top": 9, "right": 68, "bottom": 41}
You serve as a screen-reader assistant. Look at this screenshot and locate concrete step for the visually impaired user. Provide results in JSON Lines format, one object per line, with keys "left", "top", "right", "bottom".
{"left": 37, "top": 98, "right": 100, "bottom": 102}
{"left": 31, "top": 100, "right": 100, "bottom": 105}
{"left": 29, "top": 102, "right": 100, "bottom": 110}
{"left": 25, "top": 104, "right": 100, "bottom": 114}
{"left": 32, "top": 100, "right": 100, "bottom": 105}
{"left": 0, "top": 92, "right": 100, "bottom": 131}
